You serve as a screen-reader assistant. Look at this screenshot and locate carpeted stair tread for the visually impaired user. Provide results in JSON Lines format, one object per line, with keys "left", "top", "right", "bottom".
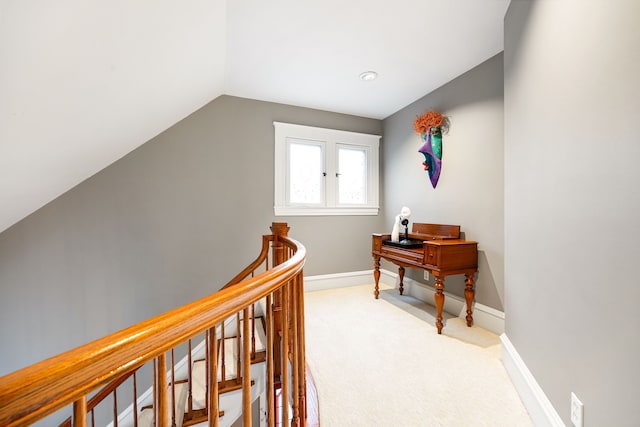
{"left": 137, "top": 381, "right": 188, "bottom": 427}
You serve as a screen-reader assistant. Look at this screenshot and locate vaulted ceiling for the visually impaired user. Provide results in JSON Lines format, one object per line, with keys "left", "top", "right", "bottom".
{"left": 0, "top": 0, "right": 509, "bottom": 233}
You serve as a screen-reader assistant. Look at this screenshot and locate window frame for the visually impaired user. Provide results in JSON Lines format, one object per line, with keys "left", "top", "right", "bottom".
{"left": 274, "top": 122, "right": 380, "bottom": 216}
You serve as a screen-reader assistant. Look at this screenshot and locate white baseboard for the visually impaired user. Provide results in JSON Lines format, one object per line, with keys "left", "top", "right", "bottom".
{"left": 304, "top": 269, "right": 505, "bottom": 334}
{"left": 304, "top": 270, "right": 378, "bottom": 292}
{"left": 500, "top": 334, "right": 565, "bottom": 427}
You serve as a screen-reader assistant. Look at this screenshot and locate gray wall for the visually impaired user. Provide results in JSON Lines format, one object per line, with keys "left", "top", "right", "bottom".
{"left": 505, "top": 1, "right": 640, "bottom": 425}
{"left": 0, "top": 95, "right": 382, "bottom": 378}
{"left": 382, "top": 53, "right": 504, "bottom": 310}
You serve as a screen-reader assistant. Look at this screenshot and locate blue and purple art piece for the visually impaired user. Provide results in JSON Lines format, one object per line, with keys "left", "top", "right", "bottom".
{"left": 413, "top": 109, "right": 450, "bottom": 188}
{"left": 418, "top": 129, "right": 442, "bottom": 188}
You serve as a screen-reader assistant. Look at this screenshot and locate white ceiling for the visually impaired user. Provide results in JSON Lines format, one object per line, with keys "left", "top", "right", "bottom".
{"left": 0, "top": 0, "right": 509, "bottom": 233}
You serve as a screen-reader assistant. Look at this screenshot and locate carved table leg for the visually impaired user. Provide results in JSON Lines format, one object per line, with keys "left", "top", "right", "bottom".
{"left": 434, "top": 276, "right": 445, "bottom": 334}
{"left": 373, "top": 255, "right": 381, "bottom": 299}
{"left": 398, "top": 266, "right": 405, "bottom": 295}
{"left": 464, "top": 273, "right": 475, "bottom": 327}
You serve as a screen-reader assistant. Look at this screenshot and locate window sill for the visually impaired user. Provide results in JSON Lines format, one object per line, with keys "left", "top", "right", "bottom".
{"left": 274, "top": 206, "right": 379, "bottom": 216}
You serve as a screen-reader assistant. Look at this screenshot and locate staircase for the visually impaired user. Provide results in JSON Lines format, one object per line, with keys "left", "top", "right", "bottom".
{"left": 114, "top": 311, "right": 269, "bottom": 427}
{"left": 0, "top": 222, "right": 309, "bottom": 427}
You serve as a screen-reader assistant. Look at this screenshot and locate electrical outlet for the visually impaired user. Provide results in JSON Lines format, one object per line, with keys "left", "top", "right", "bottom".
{"left": 423, "top": 270, "right": 429, "bottom": 280}
{"left": 570, "top": 392, "right": 583, "bottom": 427}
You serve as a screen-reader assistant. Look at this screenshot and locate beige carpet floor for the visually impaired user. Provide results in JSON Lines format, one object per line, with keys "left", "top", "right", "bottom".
{"left": 304, "top": 284, "right": 533, "bottom": 427}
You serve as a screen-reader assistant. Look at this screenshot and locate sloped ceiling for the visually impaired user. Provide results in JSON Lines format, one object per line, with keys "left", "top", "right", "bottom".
{"left": 0, "top": 0, "right": 509, "bottom": 233}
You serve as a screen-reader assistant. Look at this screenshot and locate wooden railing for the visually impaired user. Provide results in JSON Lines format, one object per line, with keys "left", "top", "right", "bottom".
{"left": 0, "top": 222, "right": 307, "bottom": 427}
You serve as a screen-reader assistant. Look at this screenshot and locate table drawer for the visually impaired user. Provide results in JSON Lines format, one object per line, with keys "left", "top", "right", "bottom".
{"left": 381, "top": 246, "right": 424, "bottom": 261}
{"left": 425, "top": 245, "right": 439, "bottom": 265}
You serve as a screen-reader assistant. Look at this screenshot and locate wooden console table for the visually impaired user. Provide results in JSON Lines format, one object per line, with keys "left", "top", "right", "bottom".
{"left": 372, "top": 223, "right": 478, "bottom": 334}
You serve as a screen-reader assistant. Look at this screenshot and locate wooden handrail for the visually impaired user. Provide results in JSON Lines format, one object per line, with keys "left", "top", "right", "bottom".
{"left": 222, "top": 234, "right": 272, "bottom": 289}
{"left": 0, "top": 223, "right": 306, "bottom": 427}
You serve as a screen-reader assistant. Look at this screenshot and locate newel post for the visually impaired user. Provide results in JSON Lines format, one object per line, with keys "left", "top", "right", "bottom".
{"left": 270, "top": 222, "right": 289, "bottom": 383}
{"left": 270, "top": 222, "right": 290, "bottom": 266}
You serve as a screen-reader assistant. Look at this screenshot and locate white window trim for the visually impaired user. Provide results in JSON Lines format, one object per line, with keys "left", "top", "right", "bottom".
{"left": 274, "top": 122, "right": 380, "bottom": 216}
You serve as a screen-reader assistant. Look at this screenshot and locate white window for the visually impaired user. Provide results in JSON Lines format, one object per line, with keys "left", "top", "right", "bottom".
{"left": 274, "top": 122, "right": 380, "bottom": 216}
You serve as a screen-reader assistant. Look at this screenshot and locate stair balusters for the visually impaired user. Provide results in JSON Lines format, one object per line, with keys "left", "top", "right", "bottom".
{"left": 0, "top": 222, "right": 307, "bottom": 427}
{"left": 207, "top": 326, "right": 219, "bottom": 427}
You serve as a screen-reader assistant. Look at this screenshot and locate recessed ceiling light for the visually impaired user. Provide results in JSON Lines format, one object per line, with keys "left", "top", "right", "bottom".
{"left": 359, "top": 71, "right": 378, "bottom": 81}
